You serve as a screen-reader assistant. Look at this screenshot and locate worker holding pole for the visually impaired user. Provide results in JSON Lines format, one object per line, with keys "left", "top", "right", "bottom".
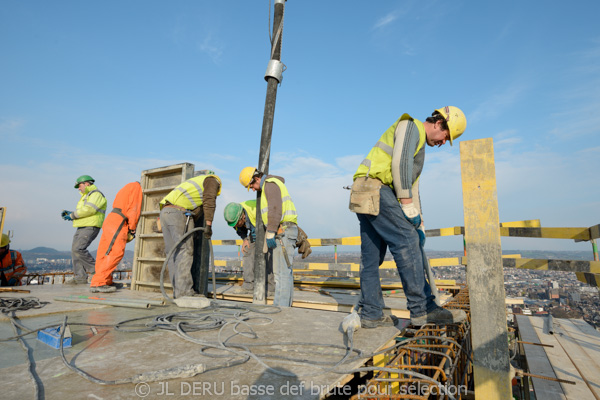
{"left": 223, "top": 201, "right": 275, "bottom": 295}
{"left": 159, "top": 170, "right": 221, "bottom": 299}
{"left": 240, "top": 167, "right": 297, "bottom": 307}
{"left": 89, "top": 181, "right": 142, "bottom": 293}
{"left": 350, "top": 107, "right": 468, "bottom": 328}
{"left": 61, "top": 175, "right": 107, "bottom": 284}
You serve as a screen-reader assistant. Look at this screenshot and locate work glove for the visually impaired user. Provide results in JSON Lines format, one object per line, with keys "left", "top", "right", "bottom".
{"left": 400, "top": 203, "right": 421, "bottom": 228}
{"left": 266, "top": 231, "right": 277, "bottom": 249}
{"left": 249, "top": 227, "right": 256, "bottom": 242}
{"left": 127, "top": 230, "right": 136, "bottom": 243}
{"left": 204, "top": 225, "right": 212, "bottom": 239}
{"left": 61, "top": 210, "right": 73, "bottom": 221}
{"left": 417, "top": 225, "right": 426, "bottom": 248}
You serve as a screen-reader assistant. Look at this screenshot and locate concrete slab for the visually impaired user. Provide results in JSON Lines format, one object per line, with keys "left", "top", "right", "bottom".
{"left": 1, "top": 285, "right": 408, "bottom": 399}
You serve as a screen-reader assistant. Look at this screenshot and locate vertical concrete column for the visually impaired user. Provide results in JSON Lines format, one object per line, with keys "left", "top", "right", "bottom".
{"left": 460, "top": 138, "right": 511, "bottom": 399}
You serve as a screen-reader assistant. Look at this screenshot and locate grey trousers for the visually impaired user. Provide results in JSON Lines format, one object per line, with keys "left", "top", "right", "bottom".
{"left": 241, "top": 241, "right": 275, "bottom": 292}
{"left": 161, "top": 207, "right": 194, "bottom": 298}
{"left": 71, "top": 226, "right": 100, "bottom": 282}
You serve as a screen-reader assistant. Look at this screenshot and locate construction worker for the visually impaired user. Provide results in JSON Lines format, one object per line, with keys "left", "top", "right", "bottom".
{"left": 223, "top": 201, "right": 275, "bottom": 295}
{"left": 89, "top": 182, "right": 142, "bottom": 293}
{"left": 159, "top": 170, "right": 221, "bottom": 299}
{"left": 351, "top": 107, "right": 468, "bottom": 328}
{"left": 62, "top": 175, "right": 107, "bottom": 284}
{"left": 1, "top": 234, "right": 27, "bottom": 286}
{"left": 239, "top": 167, "right": 298, "bottom": 307}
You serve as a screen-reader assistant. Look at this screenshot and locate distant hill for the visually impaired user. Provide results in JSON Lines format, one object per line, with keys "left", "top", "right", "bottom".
{"left": 29, "top": 247, "right": 61, "bottom": 254}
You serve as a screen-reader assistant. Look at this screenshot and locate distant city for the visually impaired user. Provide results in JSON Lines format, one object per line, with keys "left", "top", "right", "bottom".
{"left": 18, "top": 247, "right": 599, "bottom": 330}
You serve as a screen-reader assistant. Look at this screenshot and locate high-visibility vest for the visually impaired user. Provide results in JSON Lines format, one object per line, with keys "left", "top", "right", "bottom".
{"left": 260, "top": 177, "right": 298, "bottom": 225}
{"left": 1, "top": 250, "right": 26, "bottom": 286}
{"left": 354, "top": 113, "right": 426, "bottom": 187}
{"left": 159, "top": 175, "right": 222, "bottom": 210}
{"left": 73, "top": 184, "right": 107, "bottom": 228}
{"left": 240, "top": 200, "right": 257, "bottom": 227}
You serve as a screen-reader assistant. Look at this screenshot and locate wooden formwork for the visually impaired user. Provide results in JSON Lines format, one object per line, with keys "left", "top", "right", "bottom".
{"left": 131, "top": 163, "right": 195, "bottom": 292}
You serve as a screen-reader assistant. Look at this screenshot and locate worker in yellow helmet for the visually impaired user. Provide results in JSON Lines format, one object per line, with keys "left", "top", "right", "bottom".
{"left": 61, "top": 175, "right": 107, "bottom": 284}
{"left": 223, "top": 201, "right": 275, "bottom": 295}
{"left": 159, "top": 170, "right": 221, "bottom": 298}
{"left": 350, "top": 107, "right": 468, "bottom": 328}
{"left": 239, "top": 167, "right": 298, "bottom": 307}
{"left": 1, "top": 233, "right": 27, "bottom": 286}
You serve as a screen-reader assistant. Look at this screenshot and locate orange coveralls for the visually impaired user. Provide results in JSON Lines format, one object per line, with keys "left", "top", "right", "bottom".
{"left": 90, "top": 182, "right": 142, "bottom": 287}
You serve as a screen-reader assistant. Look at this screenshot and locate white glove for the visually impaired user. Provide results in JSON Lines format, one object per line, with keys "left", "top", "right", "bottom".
{"left": 400, "top": 203, "right": 419, "bottom": 219}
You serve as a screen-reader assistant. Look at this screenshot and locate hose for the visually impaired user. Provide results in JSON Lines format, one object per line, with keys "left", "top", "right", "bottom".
{"left": 159, "top": 226, "right": 217, "bottom": 305}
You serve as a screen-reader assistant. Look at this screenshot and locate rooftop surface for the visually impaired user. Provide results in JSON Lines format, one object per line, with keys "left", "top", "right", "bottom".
{"left": 1, "top": 284, "right": 407, "bottom": 399}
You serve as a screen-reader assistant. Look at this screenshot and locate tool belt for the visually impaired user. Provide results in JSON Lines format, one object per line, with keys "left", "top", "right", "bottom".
{"left": 348, "top": 176, "right": 382, "bottom": 216}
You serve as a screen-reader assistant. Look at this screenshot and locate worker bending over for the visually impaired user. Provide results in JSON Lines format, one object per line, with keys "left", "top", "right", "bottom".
{"left": 351, "top": 107, "right": 468, "bottom": 328}
{"left": 223, "top": 201, "right": 275, "bottom": 295}
{"left": 239, "top": 167, "right": 298, "bottom": 307}
{"left": 62, "top": 175, "right": 107, "bottom": 284}
{"left": 90, "top": 182, "right": 142, "bottom": 293}
{"left": 1, "top": 234, "right": 27, "bottom": 286}
{"left": 160, "top": 170, "right": 221, "bottom": 299}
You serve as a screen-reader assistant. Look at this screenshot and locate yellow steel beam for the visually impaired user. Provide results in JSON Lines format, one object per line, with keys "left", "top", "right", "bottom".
{"left": 460, "top": 138, "right": 512, "bottom": 399}
{"left": 499, "top": 219, "right": 541, "bottom": 227}
{"left": 575, "top": 272, "right": 600, "bottom": 287}
{"left": 503, "top": 258, "right": 600, "bottom": 274}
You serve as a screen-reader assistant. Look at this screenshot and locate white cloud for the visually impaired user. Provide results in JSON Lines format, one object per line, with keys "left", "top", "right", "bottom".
{"left": 198, "top": 32, "right": 224, "bottom": 64}
{"left": 373, "top": 12, "right": 398, "bottom": 30}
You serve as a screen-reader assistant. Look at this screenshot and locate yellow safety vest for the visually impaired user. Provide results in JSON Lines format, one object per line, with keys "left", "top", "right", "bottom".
{"left": 159, "top": 175, "right": 222, "bottom": 210}
{"left": 354, "top": 113, "right": 426, "bottom": 187}
{"left": 73, "top": 184, "right": 107, "bottom": 228}
{"left": 240, "top": 200, "right": 257, "bottom": 227}
{"left": 260, "top": 177, "right": 298, "bottom": 225}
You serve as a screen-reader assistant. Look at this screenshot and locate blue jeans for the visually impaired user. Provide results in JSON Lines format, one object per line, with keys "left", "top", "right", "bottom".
{"left": 357, "top": 185, "right": 436, "bottom": 320}
{"left": 271, "top": 224, "right": 298, "bottom": 307}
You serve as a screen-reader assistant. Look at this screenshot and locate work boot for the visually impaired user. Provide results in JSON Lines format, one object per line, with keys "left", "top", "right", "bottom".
{"left": 109, "top": 282, "right": 124, "bottom": 289}
{"left": 89, "top": 285, "right": 117, "bottom": 293}
{"left": 410, "top": 307, "right": 467, "bottom": 327}
{"left": 360, "top": 314, "right": 398, "bottom": 329}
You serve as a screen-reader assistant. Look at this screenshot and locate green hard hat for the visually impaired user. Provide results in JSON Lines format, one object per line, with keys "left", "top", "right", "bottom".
{"left": 74, "top": 175, "right": 95, "bottom": 188}
{"left": 223, "top": 202, "right": 243, "bottom": 227}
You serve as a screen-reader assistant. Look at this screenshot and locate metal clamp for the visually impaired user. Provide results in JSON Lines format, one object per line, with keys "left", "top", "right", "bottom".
{"left": 264, "top": 60, "right": 285, "bottom": 83}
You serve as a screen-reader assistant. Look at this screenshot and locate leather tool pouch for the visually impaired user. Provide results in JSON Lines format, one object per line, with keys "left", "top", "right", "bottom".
{"left": 349, "top": 177, "right": 382, "bottom": 216}
{"left": 295, "top": 226, "right": 312, "bottom": 259}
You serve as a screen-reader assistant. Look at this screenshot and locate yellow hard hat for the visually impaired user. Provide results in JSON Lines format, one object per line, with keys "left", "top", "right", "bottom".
{"left": 435, "top": 106, "right": 467, "bottom": 145}
{"left": 239, "top": 167, "right": 257, "bottom": 191}
{"left": 1, "top": 233, "right": 10, "bottom": 247}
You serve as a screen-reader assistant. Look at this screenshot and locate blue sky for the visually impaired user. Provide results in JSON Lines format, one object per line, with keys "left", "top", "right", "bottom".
{"left": 1, "top": 1, "right": 599, "bottom": 254}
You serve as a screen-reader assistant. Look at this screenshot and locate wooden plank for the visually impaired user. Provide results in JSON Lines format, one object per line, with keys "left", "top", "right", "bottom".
{"left": 553, "top": 319, "right": 600, "bottom": 399}
{"left": 460, "top": 138, "right": 511, "bottom": 399}
{"left": 528, "top": 316, "right": 597, "bottom": 399}
{"left": 0, "top": 207, "right": 5, "bottom": 237}
{"left": 516, "top": 315, "right": 566, "bottom": 399}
